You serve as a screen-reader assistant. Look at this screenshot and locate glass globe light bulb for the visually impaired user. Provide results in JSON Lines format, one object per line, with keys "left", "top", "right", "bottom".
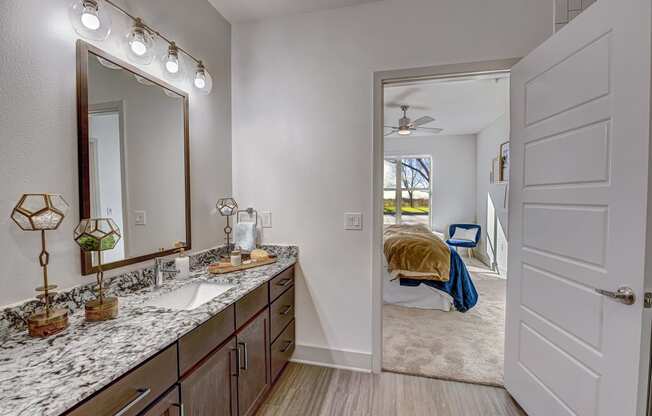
{"left": 81, "top": 7, "right": 100, "bottom": 30}
{"left": 194, "top": 70, "right": 206, "bottom": 89}
{"left": 130, "top": 33, "right": 147, "bottom": 56}
{"left": 165, "top": 52, "right": 179, "bottom": 74}
{"left": 69, "top": 0, "right": 111, "bottom": 41}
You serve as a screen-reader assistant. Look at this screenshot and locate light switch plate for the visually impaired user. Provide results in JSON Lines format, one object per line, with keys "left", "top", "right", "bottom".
{"left": 135, "top": 210, "right": 147, "bottom": 226}
{"left": 344, "top": 212, "right": 362, "bottom": 230}
{"left": 262, "top": 211, "right": 272, "bottom": 228}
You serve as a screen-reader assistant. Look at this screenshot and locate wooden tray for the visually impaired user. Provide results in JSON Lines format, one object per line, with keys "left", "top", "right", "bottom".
{"left": 208, "top": 257, "right": 277, "bottom": 274}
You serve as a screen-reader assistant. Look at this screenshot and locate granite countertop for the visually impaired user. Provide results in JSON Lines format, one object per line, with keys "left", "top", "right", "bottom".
{"left": 0, "top": 247, "right": 297, "bottom": 416}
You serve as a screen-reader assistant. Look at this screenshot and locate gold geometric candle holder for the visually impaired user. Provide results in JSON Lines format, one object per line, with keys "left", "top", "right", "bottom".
{"left": 74, "top": 218, "right": 121, "bottom": 322}
{"left": 216, "top": 197, "right": 238, "bottom": 256}
{"left": 11, "top": 193, "right": 70, "bottom": 337}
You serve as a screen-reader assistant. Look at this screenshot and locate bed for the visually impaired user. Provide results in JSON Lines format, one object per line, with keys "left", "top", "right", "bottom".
{"left": 383, "top": 224, "right": 478, "bottom": 312}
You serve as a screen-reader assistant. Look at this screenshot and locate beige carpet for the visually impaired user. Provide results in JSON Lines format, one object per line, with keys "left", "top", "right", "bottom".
{"left": 382, "top": 257, "right": 506, "bottom": 387}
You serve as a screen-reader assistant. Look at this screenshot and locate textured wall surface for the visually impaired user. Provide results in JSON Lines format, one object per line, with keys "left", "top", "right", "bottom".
{"left": 232, "top": 0, "right": 552, "bottom": 358}
{"left": 0, "top": 0, "right": 231, "bottom": 306}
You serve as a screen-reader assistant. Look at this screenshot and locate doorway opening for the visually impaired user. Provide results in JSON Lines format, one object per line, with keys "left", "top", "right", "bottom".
{"left": 373, "top": 60, "right": 516, "bottom": 387}
{"left": 89, "top": 102, "right": 128, "bottom": 263}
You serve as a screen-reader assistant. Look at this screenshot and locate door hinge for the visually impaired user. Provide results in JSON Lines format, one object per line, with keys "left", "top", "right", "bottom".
{"left": 644, "top": 293, "right": 652, "bottom": 308}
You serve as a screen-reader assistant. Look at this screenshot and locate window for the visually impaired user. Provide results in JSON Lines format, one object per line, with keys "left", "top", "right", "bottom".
{"left": 384, "top": 157, "right": 431, "bottom": 227}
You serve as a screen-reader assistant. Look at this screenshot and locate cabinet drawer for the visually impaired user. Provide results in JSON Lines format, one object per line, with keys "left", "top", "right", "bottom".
{"left": 269, "top": 266, "right": 294, "bottom": 302}
{"left": 270, "top": 320, "right": 295, "bottom": 383}
{"left": 236, "top": 283, "right": 268, "bottom": 329}
{"left": 179, "top": 305, "right": 235, "bottom": 375}
{"left": 66, "top": 344, "right": 178, "bottom": 416}
{"left": 270, "top": 287, "right": 294, "bottom": 342}
{"left": 140, "top": 385, "right": 181, "bottom": 416}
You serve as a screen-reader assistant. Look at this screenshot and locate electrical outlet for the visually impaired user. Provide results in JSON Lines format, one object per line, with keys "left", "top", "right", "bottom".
{"left": 262, "top": 211, "right": 272, "bottom": 228}
{"left": 344, "top": 212, "right": 362, "bottom": 230}
{"left": 135, "top": 210, "right": 147, "bottom": 226}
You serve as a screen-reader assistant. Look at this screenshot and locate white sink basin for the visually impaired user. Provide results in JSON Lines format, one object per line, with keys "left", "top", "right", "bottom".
{"left": 144, "top": 282, "right": 236, "bottom": 311}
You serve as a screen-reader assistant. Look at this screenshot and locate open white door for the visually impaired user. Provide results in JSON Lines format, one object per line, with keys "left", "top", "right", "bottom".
{"left": 506, "top": 1, "right": 652, "bottom": 415}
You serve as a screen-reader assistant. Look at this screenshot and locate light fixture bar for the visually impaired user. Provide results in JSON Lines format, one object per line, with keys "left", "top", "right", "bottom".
{"left": 103, "top": 0, "right": 202, "bottom": 65}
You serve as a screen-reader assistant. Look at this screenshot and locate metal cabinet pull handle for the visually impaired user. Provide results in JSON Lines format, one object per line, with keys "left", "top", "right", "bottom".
{"left": 113, "top": 388, "right": 151, "bottom": 416}
{"left": 280, "top": 305, "right": 293, "bottom": 316}
{"left": 231, "top": 348, "right": 240, "bottom": 376}
{"left": 173, "top": 403, "right": 185, "bottom": 416}
{"left": 280, "top": 340, "right": 294, "bottom": 353}
{"left": 239, "top": 342, "right": 248, "bottom": 370}
{"left": 595, "top": 287, "right": 636, "bottom": 305}
{"left": 276, "top": 278, "right": 292, "bottom": 287}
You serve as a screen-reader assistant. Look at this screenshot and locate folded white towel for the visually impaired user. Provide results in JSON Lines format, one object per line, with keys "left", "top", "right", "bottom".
{"left": 234, "top": 222, "right": 257, "bottom": 252}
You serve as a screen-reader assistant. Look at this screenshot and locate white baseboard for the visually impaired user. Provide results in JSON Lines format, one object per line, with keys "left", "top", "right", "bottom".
{"left": 290, "top": 344, "right": 372, "bottom": 373}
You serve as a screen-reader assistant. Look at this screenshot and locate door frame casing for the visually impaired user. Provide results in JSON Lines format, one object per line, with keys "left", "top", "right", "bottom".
{"left": 371, "top": 58, "right": 520, "bottom": 373}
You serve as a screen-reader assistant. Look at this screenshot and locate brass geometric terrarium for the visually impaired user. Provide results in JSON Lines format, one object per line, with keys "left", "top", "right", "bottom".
{"left": 74, "top": 218, "right": 121, "bottom": 321}
{"left": 216, "top": 197, "right": 238, "bottom": 255}
{"left": 11, "top": 193, "right": 70, "bottom": 337}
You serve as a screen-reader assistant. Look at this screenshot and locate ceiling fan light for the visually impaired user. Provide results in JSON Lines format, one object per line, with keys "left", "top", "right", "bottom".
{"left": 398, "top": 126, "right": 411, "bottom": 135}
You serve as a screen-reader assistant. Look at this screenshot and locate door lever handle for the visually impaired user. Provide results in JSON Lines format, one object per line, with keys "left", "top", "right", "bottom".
{"left": 595, "top": 286, "right": 636, "bottom": 305}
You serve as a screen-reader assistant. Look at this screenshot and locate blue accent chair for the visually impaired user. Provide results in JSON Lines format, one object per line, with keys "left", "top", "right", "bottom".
{"left": 447, "top": 224, "right": 481, "bottom": 257}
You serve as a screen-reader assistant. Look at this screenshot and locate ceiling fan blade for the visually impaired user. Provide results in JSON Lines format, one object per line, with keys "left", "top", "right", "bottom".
{"left": 411, "top": 116, "right": 435, "bottom": 127}
{"left": 384, "top": 129, "right": 399, "bottom": 137}
{"left": 417, "top": 127, "right": 443, "bottom": 134}
{"left": 385, "top": 103, "right": 429, "bottom": 110}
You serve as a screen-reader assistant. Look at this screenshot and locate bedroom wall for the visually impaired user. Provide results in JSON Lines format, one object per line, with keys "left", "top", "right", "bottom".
{"left": 475, "top": 114, "right": 509, "bottom": 274}
{"left": 232, "top": 0, "right": 551, "bottom": 368}
{"left": 0, "top": 0, "right": 231, "bottom": 306}
{"left": 384, "top": 135, "right": 477, "bottom": 234}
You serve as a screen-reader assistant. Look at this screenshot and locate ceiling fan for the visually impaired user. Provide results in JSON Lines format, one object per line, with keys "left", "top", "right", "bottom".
{"left": 384, "top": 105, "right": 443, "bottom": 136}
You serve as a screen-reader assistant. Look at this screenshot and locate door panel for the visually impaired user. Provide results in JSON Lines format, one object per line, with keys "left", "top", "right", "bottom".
{"left": 237, "top": 309, "right": 270, "bottom": 416}
{"left": 180, "top": 338, "right": 237, "bottom": 416}
{"left": 506, "top": 1, "right": 651, "bottom": 415}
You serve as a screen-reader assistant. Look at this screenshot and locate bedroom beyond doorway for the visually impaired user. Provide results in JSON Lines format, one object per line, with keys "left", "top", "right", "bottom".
{"left": 380, "top": 69, "right": 510, "bottom": 386}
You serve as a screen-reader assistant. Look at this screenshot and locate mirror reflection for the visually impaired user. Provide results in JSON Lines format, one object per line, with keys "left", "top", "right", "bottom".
{"left": 86, "top": 52, "right": 188, "bottom": 267}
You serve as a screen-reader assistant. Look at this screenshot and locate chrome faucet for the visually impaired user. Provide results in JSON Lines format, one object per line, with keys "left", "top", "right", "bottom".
{"left": 154, "top": 257, "right": 178, "bottom": 287}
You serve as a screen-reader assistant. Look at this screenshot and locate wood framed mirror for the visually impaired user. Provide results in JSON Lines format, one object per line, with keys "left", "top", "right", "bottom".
{"left": 76, "top": 40, "right": 191, "bottom": 275}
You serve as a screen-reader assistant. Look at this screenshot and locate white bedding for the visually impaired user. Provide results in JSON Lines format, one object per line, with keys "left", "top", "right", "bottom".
{"left": 383, "top": 262, "right": 453, "bottom": 311}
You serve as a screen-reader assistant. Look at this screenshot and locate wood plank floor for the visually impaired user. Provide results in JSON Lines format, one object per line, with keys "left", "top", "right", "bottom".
{"left": 257, "top": 363, "right": 526, "bottom": 416}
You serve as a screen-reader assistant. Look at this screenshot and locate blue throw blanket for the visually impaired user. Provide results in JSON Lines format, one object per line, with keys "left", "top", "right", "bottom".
{"left": 399, "top": 247, "right": 478, "bottom": 312}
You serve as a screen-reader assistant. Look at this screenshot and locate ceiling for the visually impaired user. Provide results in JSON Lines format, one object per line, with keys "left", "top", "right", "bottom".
{"left": 208, "top": 0, "right": 379, "bottom": 23}
{"left": 384, "top": 75, "right": 509, "bottom": 137}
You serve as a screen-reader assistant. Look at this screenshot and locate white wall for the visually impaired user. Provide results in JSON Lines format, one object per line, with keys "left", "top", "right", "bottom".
{"left": 475, "top": 114, "right": 510, "bottom": 274}
{"left": 384, "top": 135, "right": 477, "bottom": 234}
{"left": 232, "top": 0, "right": 551, "bottom": 363}
{"left": 0, "top": 0, "right": 231, "bottom": 306}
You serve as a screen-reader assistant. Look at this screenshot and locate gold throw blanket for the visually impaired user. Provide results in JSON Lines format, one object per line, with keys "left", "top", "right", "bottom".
{"left": 384, "top": 224, "right": 451, "bottom": 281}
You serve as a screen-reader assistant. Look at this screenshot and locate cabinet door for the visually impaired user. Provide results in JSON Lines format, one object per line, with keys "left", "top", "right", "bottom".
{"left": 141, "top": 386, "right": 181, "bottom": 416}
{"left": 180, "top": 337, "right": 238, "bottom": 416}
{"left": 236, "top": 308, "right": 270, "bottom": 416}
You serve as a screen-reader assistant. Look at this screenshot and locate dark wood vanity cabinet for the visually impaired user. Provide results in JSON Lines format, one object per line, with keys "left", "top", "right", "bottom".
{"left": 180, "top": 338, "right": 238, "bottom": 416}
{"left": 236, "top": 309, "right": 270, "bottom": 416}
{"left": 64, "top": 265, "right": 295, "bottom": 416}
{"left": 140, "top": 387, "right": 182, "bottom": 416}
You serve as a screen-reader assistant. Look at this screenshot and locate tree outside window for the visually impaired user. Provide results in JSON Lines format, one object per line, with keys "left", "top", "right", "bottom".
{"left": 384, "top": 157, "right": 431, "bottom": 226}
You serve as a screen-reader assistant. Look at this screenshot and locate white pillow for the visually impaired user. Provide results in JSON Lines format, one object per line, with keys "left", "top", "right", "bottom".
{"left": 452, "top": 227, "right": 477, "bottom": 241}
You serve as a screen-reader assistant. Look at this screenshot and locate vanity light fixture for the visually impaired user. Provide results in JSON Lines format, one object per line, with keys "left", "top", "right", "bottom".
{"left": 126, "top": 18, "right": 155, "bottom": 64}
{"left": 194, "top": 61, "right": 213, "bottom": 94}
{"left": 165, "top": 42, "right": 180, "bottom": 75}
{"left": 69, "top": 0, "right": 212, "bottom": 94}
{"left": 69, "top": 0, "right": 111, "bottom": 41}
